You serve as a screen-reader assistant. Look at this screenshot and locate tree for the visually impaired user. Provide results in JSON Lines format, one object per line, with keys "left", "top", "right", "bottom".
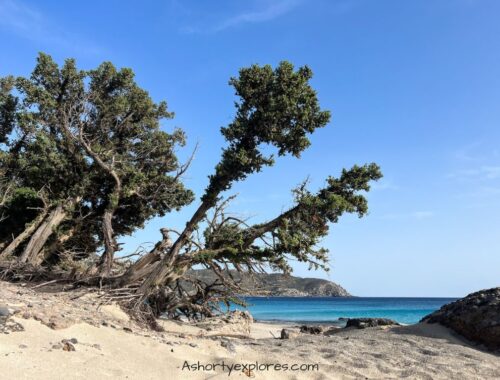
{"left": 1, "top": 55, "right": 381, "bottom": 323}
{"left": 120, "top": 62, "right": 382, "bottom": 318}
{"left": 0, "top": 54, "right": 193, "bottom": 269}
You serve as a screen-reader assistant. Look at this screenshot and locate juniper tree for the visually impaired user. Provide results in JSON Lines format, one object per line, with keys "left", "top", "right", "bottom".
{"left": 0, "top": 54, "right": 193, "bottom": 269}
{"left": 122, "top": 62, "right": 382, "bottom": 318}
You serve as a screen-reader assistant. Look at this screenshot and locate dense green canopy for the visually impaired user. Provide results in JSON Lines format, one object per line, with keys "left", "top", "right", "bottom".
{"left": 0, "top": 53, "right": 193, "bottom": 266}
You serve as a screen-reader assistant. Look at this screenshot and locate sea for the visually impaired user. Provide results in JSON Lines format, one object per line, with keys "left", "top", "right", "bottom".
{"left": 232, "top": 297, "right": 457, "bottom": 325}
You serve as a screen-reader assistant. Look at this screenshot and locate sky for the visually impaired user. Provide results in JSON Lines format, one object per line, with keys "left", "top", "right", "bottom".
{"left": 1, "top": 0, "right": 499, "bottom": 297}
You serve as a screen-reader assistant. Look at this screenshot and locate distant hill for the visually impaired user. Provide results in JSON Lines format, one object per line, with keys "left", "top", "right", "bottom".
{"left": 190, "top": 269, "right": 351, "bottom": 297}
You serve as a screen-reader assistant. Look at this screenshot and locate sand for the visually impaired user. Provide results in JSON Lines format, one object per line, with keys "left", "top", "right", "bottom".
{"left": 1, "top": 282, "right": 499, "bottom": 379}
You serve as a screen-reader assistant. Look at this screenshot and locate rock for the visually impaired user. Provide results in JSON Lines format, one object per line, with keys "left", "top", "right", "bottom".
{"left": 62, "top": 338, "right": 78, "bottom": 345}
{"left": 0, "top": 305, "right": 10, "bottom": 317}
{"left": 123, "top": 327, "right": 132, "bottom": 333}
{"left": 92, "top": 344, "right": 101, "bottom": 350}
{"left": 280, "top": 328, "right": 298, "bottom": 339}
{"left": 188, "top": 343, "right": 197, "bottom": 347}
{"left": 300, "top": 325, "right": 323, "bottom": 334}
{"left": 0, "top": 317, "right": 24, "bottom": 334}
{"left": 18, "top": 344, "right": 28, "bottom": 349}
{"left": 52, "top": 344, "right": 62, "bottom": 350}
{"left": 323, "top": 327, "right": 341, "bottom": 336}
{"left": 421, "top": 287, "right": 500, "bottom": 350}
{"left": 62, "top": 342, "right": 75, "bottom": 352}
{"left": 345, "top": 318, "right": 399, "bottom": 329}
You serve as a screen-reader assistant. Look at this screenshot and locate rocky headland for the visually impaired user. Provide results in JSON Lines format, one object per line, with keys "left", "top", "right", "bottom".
{"left": 190, "top": 269, "right": 351, "bottom": 297}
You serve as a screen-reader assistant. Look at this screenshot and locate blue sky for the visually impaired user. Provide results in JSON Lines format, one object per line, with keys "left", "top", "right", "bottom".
{"left": 1, "top": 0, "right": 499, "bottom": 296}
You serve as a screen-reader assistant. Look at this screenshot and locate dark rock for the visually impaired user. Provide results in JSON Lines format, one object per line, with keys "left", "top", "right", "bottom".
{"left": 323, "top": 327, "right": 341, "bottom": 336}
{"left": 0, "top": 305, "right": 10, "bottom": 317}
{"left": 280, "top": 328, "right": 298, "bottom": 339}
{"left": 300, "top": 325, "right": 323, "bottom": 334}
{"left": 123, "top": 327, "right": 132, "bottom": 333}
{"left": 421, "top": 287, "right": 500, "bottom": 350}
{"left": 188, "top": 343, "right": 197, "bottom": 348}
{"left": 345, "top": 318, "right": 399, "bottom": 329}
{"left": 62, "top": 342, "right": 75, "bottom": 352}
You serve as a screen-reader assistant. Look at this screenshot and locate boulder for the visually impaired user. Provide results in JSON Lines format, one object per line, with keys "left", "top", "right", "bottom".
{"left": 300, "top": 325, "right": 323, "bottom": 334}
{"left": 421, "top": 287, "right": 500, "bottom": 350}
{"left": 0, "top": 305, "right": 11, "bottom": 316}
{"left": 62, "top": 341, "right": 75, "bottom": 352}
{"left": 345, "top": 318, "right": 399, "bottom": 329}
{"left": 280, "top": 328, "right": 298, "bottom": 339}
{"left": 323, "top": 326, "right": 341, "bottom": 336}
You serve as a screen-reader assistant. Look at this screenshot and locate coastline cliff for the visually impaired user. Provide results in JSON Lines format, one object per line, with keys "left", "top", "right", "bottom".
{"left": 191, "top": 270, "right": 351, "bottom": 297}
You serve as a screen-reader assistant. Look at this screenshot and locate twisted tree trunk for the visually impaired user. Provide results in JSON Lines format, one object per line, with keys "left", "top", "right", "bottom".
{"left": 41, "top": 225, "right": 77, "bottom": 263}
{"left": 97, "top": 197, "right": 120, "bottom": 276}
{"left": 17, "top": 196, "right": 80, "bottom": 265}
{"left": 18, "top": 204, "right": 68, "bottom": 265}
{"left": 115, "top": 231, "right": 172, "bottom": 287}
{"left": 136, "top": 201, "right": 213, "bottom": 299}
{"left": 76, "top": 127, "right": 122, "bottom": 276}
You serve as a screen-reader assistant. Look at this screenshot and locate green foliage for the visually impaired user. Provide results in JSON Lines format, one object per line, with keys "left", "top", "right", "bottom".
{"left": 188, "top": 63, "right": 381, "bottom": 279}
{"left": 204, "top": 61, "right": 330, "bottom": 202}
{"left": 0, "top": 76, "right": 18, "bottom": 145}
{"left": 0, "top": 53, "right": 193, "bottom": 259}
{"left": 0, "top": 187, "right": 44, "bottom": 243}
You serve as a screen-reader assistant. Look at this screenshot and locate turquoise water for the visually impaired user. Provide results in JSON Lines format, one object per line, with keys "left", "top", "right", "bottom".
{"left": 233, "top": 297, "right": 456, "bottom": 325}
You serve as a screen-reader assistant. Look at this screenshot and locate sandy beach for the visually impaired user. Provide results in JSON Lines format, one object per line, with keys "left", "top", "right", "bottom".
{"left": 1, "top": 282, "right": 499, "bottom": 380}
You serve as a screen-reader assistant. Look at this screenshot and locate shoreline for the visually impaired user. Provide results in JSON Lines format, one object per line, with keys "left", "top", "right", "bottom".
{"left": 1, "top": 281, "right": 498, "bottom": 379}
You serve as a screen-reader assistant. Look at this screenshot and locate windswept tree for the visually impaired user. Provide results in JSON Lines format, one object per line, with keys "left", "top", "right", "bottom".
{"left": 116, "top": 62, "right": 382, "bottom": 318}
{"left": 1, "top": 55, "right": 381, "bottom": 322}
{"left": 0, "top": 54, "right": 193, "bottom": 269}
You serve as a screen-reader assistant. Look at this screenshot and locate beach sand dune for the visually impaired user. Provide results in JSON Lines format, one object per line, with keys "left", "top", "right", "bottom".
{"left": 1, "top": 316, "right": 499, "bottom": 379}
{"left": 1, "top": 281, "right": 499, "bottom": 379}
